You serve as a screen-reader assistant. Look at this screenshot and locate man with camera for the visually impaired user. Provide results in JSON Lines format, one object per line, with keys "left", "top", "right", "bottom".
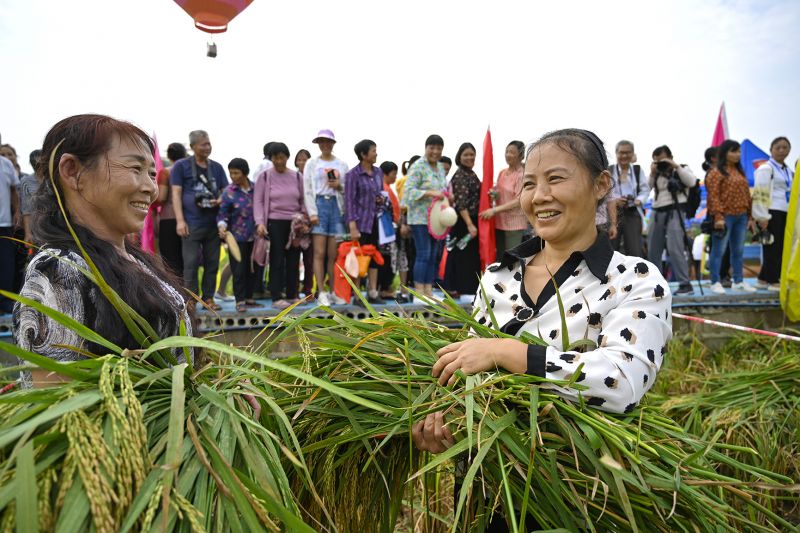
{"left": 647, "top": 145, "right": 696, "bottom": 295}
{"left": 170, "top": 130, "right": 229, "bottom": 309}
{"left": 608, "top": 140, "right": 649, "bottom": 257}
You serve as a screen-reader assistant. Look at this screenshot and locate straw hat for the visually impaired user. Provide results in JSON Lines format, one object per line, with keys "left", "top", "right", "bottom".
{"left": 428, "top": 197, "right": 458, "bottom": 239}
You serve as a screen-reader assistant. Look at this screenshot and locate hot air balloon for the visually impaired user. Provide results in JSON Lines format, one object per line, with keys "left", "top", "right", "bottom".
{"left": 173, "top": 0, "right": 255, "bottom": 56}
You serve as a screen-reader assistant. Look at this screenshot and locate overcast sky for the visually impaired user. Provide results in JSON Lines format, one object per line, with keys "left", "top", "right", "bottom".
{"left": 1, "top": 0, "right": 798, "bottom": 176}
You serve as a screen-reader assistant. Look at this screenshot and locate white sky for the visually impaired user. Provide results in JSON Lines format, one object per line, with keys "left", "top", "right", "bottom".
{"left": 1, "top": 0, "right": 799, "bottom": 176}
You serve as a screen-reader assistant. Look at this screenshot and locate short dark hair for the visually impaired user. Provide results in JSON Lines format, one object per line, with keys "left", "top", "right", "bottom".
{"left": 167, "top": 142, "right": 187, "bottom": 163}
{"left": 263, "top": 142, "right": 276, "bottom": 158}
{"left": 771, "top": 136, "right": 791, "bottom": 150}
{"left": 29, "top": 149, "right": 42, "bottom": 170}
{"left": 702, "top": 146, "right": 717, "bottom": 172}
{"left": 454, "top": 143, "right": 476, "bottom": 169}
{"left": 652, "top": 145, "right": 673, "bottom": 159}
{"left": 402, "top": 155, "right": 421, "bottom": 175}
{"left": 294, "top": 149, "right": 311, "bottom": 166}
{"left": 507, "top": 140, "right": 525, "bottom": 160}
{"left": 354, "top": 139, "right": 376, "bottom": 162}
{"left": 228, "top": 157, "right": 250, "bottom": 176}
{"left": 439, "top": 156, "right": 452, "bottom": 167}
{"left": 379, "top": 161, "right": 398, "bottom": 175}
{"left": 425, "top": 134, "right": 444, "bottom": 147}
{"left": 715, "top": 139, "right": 744, "bottom": 177}
{"left": 269, "top": 142, "right": 290, "bottom": 160}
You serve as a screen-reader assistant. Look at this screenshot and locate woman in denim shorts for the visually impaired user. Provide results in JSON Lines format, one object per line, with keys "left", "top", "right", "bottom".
{"left": 302, "top": 129, "right": 350, "bottom": 306}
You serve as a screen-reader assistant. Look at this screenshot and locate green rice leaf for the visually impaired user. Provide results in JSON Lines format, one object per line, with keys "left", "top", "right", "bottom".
{"left": 15, "top": 439, "right": 37, "bottom": 533}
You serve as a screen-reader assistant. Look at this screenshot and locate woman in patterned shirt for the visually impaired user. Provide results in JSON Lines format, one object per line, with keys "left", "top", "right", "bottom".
{"left": 13, "top": 114, "right": 194, "bottom": 386}
{"left": 413, "top": 129, "right": 672, "bottom": 457}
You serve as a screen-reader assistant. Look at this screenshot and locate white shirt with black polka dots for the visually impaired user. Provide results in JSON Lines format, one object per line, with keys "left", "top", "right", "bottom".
{"left": 474, "top": 235, "right": 672, "bottom": 414}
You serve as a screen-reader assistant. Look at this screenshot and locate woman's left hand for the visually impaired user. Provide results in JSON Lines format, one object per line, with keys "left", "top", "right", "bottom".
{"left": 433, "top": 338, "right": 527, "bottom": 386}
{"left": 467, "top": 224, "right": 478, "bottom": 238}
{"left": 479, "top": 208, "right": 495, "bottom": 220}
{"left": 748, "top": 219, "right": 756, "bottom": 234}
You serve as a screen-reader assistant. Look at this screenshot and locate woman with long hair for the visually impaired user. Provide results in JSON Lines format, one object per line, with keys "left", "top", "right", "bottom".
{"left": 753, "top": 137, "right": 793, "bottom": 289}
{"left": 13, "top": 114, "right": 193, "bottom": 386}
{"left": 444, "top": 142, "right": 481, "bottom": 298}
{"left": 705, "top": 139, "right": 757, "bottom": 294}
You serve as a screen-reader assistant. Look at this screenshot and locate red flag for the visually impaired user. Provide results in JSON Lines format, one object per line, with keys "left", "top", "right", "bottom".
{"left": 478, "top": 127, "right": 496, "bottom": 269}
{"left": 140, "top": 133, "right": 164, "bottom": 254}
{"left": 711, "top": 102, "right": 729, "bottom": 147}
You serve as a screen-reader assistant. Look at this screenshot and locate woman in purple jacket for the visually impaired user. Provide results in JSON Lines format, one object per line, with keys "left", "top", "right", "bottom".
{"left": 253, "top": 143, "right": 306, "bottom": 310}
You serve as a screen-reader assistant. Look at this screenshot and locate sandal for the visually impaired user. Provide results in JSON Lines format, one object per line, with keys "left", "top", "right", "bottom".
{"left": 244, "top": 299, "right": 263, "bottom": 307}
{"left": 202, "top": 299, "right": 222, "bottom": 311}
{"left": 236, "top": 302, "right": 247, "bottom": 313}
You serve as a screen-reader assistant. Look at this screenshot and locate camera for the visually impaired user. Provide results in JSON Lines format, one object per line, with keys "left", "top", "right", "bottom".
{"left": 624, "top": 195, "right": 636, "bottom": 209}
{"left": 752, "top": 228, "right": 774, "bottom": 245}
{"left": 195, "top": 190, "right": 217, "bottom": 210}
{"left": 666, "top": 176, "right": 683, "bottom": 194}
{"left": 656, "top": 160, "right": 673, "bottom": 174}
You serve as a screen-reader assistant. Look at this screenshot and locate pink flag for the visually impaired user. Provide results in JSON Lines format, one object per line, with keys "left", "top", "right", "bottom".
{"left": 711, "top": 102, "right": 729, "bottom": 147}
{"left": 140, "top": 134, "right": 164, "bottom": 254}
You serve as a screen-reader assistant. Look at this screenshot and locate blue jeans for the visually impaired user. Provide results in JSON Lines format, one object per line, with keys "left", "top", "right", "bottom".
{"left": 708, "top": 213, "right": 748, "bottom": 283}
{"left": 411, "top": 224, "right": 438, "bottom": 284}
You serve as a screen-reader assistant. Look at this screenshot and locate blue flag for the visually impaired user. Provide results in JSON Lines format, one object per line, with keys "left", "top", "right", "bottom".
{"left": 740, "top": 138, "right": 769, "bottom": 186}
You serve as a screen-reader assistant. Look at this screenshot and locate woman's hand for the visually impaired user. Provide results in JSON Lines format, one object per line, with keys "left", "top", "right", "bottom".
{"left": 467, "top": 223, "right": 478, "bottom": 238}
{"left": 714, "top": 219, "right": 725, "bottom": 230}
{"left": 218, "top": 228, "right": 228, "bottom": 240}
{"left": 176, "top": 220, "right": 190, "bottom": 237}
{"left": 351, "top": 228, "right": 361, "bottom": 241}
{"left": 400, "top": 224, "right": 411, "bottom": 238}
{"left": 426, "top": 190, "right": 444, "bottom": 199}
{"left": 747, "top": 219, "right": 756, "bottom": 234}
{"left": 411, "top": 411, "right": 454, "bottom": 453}
{"left": 433, "top": 338, "right": 527, "bottom": 386}
{"left": 256, "top": 224, "right": 268, "bottom": 238}
{"left": 479, "top": 207, "right": 495, "bottom": 220}
{"left": 310, "top": 215, "right": 320, "bottom": 227}
{"left": 757, "top": 219, "right": 769, "bottom": 230}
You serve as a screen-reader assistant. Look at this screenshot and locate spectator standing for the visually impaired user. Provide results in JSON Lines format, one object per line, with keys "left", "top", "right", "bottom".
{"left": 18, "top": 150, "right": 41, "bottom": 246}
{"left": 0, "top": 153, "right": 19, "bottom": 314}
{"left": 444, "top": 142, "right": 481, "bottom": 298}
{"left": 608, "top": 140, "right": 649, "bottom": 257}
{"left": 0, "top": 144, "right": 27, "bottom": 292}
{"left": 378, "top": 161, "right": 401, "bottom": 300}
{"left": 753, "top": 137, "right": 793, "bottom": 289}
{"left": 401, "top": 135, "right": 447, "bottom": 298}
{"left": 217, "top": 158, "right": 262, "bottom": 312}
{"left": 170, "top": 130, "right": 229, "bottom": 310}
{"left": 303, "top": 129, "right": 349, "bottom": 306}
{"left": 647, "top": 145, "right": 695, "bottom": 295}
{"left": 705, "top": 140, "right": 757, "bottom": 294}
{"left": 294, "top": 148, "right": 313, "bottom": 296}
{"left": 254, "top": 143, "right": 305, "bottom": 310}
{"left": 252, "top": 142, "right": 275, "bottom": 178}
{"left": 156, "top": 142, "right": 187, "bottom": 278}
{"left": 480, "top": 140, "right": 528, "bottom": 256}
{"left": 345, "top": 140, "right": 386, "bottom": 304}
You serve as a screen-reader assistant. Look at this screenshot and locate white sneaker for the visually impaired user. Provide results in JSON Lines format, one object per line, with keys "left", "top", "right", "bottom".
{"left": 755, "top": 279, "right": 769, "bottom": 288}
{"left": 768, "top": 283, "right": 782, "bottom": 291}
{"left": 330, "top": 293, "right": 347, "bottom": 305}
{"left": 731, "top": 281, "right": 757, "bottom": 293}
{"left": 709, "top": 282, "right": 726, "bottom": 295}
{"left": 215, "top": 292, "right": 235, "bottom": 302}
{"left": 316, "top": 292, "right": 331, "bottom": 306}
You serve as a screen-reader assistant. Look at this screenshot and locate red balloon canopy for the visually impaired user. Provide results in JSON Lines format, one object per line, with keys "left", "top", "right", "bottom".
{"left": 174, "top": 0, "right": 254, "bottom": 34}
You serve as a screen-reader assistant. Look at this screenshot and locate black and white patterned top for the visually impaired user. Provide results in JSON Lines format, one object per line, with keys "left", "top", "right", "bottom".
{"left": 13, "top": 248, "right": 192, "bottom": 367}
{"left": 474, "top": 234, "right": 671, "bottom": 414}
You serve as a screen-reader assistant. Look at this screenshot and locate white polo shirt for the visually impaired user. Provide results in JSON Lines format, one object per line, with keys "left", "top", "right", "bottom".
{"left": 0, "top": 156, "right": 19, "bottom": 227}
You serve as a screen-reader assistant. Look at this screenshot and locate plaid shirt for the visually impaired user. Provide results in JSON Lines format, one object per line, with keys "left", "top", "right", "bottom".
{"left": 344, "top": 164, "right": 385, "bottom": 233}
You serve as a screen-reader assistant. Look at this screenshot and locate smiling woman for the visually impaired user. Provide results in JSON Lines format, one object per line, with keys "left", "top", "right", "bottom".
{"left": 12, "top": 114, "right": 194, "bottom": 386}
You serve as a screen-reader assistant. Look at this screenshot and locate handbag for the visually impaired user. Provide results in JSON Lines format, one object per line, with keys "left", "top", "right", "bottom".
{"left": 252, "top": 236, "right": 270, "bottom": 267}
{"left": 344, "top": 246, "right": 360, "bottom": 278}
{"left": 349, "top": 241, "right": 372, "bottom": 277}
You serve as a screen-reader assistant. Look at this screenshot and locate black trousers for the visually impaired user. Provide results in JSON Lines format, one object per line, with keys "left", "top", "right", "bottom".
{"left": 158, "top": 218, "right": 184, "bottom": 280}
{"left": 758, "top": 209, "right": 787, "bottom": 284}
{"left": 611, "top": 207, "right": 644, "bottom": 257}
{"left": 267, "top": 219, "right": 300, "bottom": 300}
{"left": 181, "top": 224, "right": 221, "bottom": 300}
{"left": 229, "top": 240, "right": 256, "bottom": 303}
{"left": 0, "top": 227, "right": 14, "bottom": 313}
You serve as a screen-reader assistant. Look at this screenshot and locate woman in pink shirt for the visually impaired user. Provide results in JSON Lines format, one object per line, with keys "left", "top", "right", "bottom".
{"left": 480, "top": 140, "right": 528, "bottom": 257}
{"left": 253, "top": 143, "right": 306, "bottom": 309}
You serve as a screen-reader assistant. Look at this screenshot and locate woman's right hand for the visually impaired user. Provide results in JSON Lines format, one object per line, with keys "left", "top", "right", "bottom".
{"left": 256, "top": 224, "right": 268, "bottom": 238}
{"left": 411, "top": 411, "right": 454, "bottom": 453}
{"left": 757, "top": 220, "right": 769, "bottom": 230}
{"left": 400, "top": 224, "right": 411, "bottom": 238}
{"left": 176, "top": 220, "right": 189, "bottom": 237}
{"left": 310, "top": 215, "right": 320, "bottom": 226}
{"left": 480, "top": 208, "right": 495, "bottom": 220}
{"left": 714, "top": 219, "right": 725, "bottom": 230}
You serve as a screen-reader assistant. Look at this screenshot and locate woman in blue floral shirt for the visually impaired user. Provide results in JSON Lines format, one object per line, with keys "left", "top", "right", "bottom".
{"left": 217, "top": 158, "right": 262, "bottom": 312}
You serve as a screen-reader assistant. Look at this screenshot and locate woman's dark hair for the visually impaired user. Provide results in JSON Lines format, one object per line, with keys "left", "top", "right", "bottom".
{"left": 527, "top": 129, "right": 610, "bottom": 209}
{"left": 425, "top": 134, "right": 444, "bottom": 147}
{"left": 770, "top": 136, "right": 791, "bottom": 150}
{"left": 507, "top": 140, "right": 525, "bottom": 161}
{"left": 33, "top": 114, "right": 193, "bottom": 355}
{"left": 0, "top": 144, "right": 17, "bottom": 155}
{"left": 354, "top": 139, "right": 376, "bottom": 162}
{"left": 379, "top": 161, "right": 398, "bottom": 175}
{"left": 715, "top": 139, "right": 744, "bottom": 177}
{"left": 268, "top": 142, "right": 290, "bottom": 160}
{"left": 294, "top": 149, "right": 311, "bottom": 166}
{"left": 166, "top": 142, "right": 187, "bottom": 163}
{"left": 29, "top": 149, "right": 42, "bottom": 173}
{"left": 439, "top": 156, "right": 452, "bottom": 167}
{"left": 652, "top": 145, "right": 673, "bottom": 159}
{"left": 702, "top": 146, "right": 717, "bottom": 172}
{"left": 402, "top": 155, "right": 421, "bottom": 175}
{"left": 454, "top": 142, "right": 476, "bottom": 169}
{"left": 228, "top": 157, "right": 250, "bottom": 176}
{"left": 262, "top": 141, "right": 276, "bottom": 158}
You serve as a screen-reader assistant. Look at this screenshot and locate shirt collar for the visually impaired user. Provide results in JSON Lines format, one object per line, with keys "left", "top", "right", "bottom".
{"left": 499, "top": 233, "right": 614, "bottom": 281}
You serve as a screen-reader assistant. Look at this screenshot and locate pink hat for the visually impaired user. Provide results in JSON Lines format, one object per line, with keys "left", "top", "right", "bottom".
{"left": 312, "top": 129, "right": 336, "bottom": 143}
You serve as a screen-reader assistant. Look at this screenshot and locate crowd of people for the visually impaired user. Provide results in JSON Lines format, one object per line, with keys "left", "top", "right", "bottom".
{"left": 0, "top": 123, "right": 793, "bottom": 316}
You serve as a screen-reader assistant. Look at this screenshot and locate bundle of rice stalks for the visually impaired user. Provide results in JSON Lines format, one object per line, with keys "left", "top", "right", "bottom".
{"left": 264, "top": 295, "right": 799, "bottom": 532}
{"left": 657, "top": 336, "right": 800, "bottom": 519}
